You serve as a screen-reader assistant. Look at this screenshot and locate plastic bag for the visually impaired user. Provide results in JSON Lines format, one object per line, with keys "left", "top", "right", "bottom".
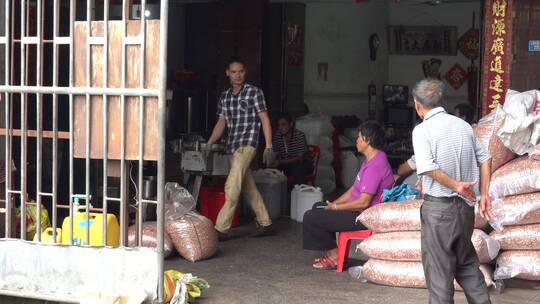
{"left": 489, "top": 156, "right": 540, "bottom": 199}
{"left": 358, "top": 230, "right": 499, "bottom": 264}
{"left": 381, "top": 184, "right": 421, "bottom": 203}
{"left": 362, "top": 259, "right": 494, "bottom": 290}
{"left": 165, "top": 211, "right": 217, "bottom": 262}
{"left": 489, "top": 192, "right": 540, "bottom": 232}
{"left": 490, "top": 223, "right": 540, "bottom": 250}
{"left": 348, "top": 266, "right": 367, "bottom": 283}
{"left": 165, "top": 183, "right": 196, "bottom": 221}
{"left": 127, "top": 222, "right": 174, "bottom": 258}
{"left": 164, "top": 270, "right": 209, "bottom": 304}
{"left": 498, "top": 90, "right": 540, "bottom": 155}
{"left": 495, "top": 250, "right": 540, "bottom": 281}
{"left": 16, "top": 200, "right": 50, "bottom": 240}
{"left": 473, "top": 107, "right": 515, "bottom": 172}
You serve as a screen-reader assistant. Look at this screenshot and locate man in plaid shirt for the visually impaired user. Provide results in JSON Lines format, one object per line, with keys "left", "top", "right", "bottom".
{"left": 207, "top": 56, "right": 275, "bottom": 241}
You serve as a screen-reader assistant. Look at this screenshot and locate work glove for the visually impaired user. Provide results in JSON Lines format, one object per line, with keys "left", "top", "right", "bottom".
{"left": 201, "top": 143, "right": 211, "bottom": 162}
{"left": 262, "top": 147, "right": 276, "bottom": 167}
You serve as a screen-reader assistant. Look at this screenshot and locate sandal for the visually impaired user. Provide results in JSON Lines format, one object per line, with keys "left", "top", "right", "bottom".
{"left": 313, "top": 255, "right": 337, "bottom": 270}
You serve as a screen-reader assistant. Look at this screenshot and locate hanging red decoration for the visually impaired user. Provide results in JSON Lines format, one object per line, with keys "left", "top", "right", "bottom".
{"left": 445, "top": 63, "right": 468, "bottom": 90}
{"left": 458, "top": 28, "right": 480, "bottom": 61}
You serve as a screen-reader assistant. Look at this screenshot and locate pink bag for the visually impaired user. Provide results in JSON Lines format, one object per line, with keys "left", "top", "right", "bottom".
{"left": 473, "top": 109, "right": 515, "bottom": 172}
{"left": 489, "top": 156, "right": 540, "bottom": 199}
{"left": 358, "top": 229, "right": 499, "bottom": 263}
{"left": 362, "top": 259, "right": 494, "bottom": 289}
{"left": 495, "top": 250, "right": 540, "bottom": 280}
{"left": 490, "top": 223, "right": 540, "bottom": 250}
{"left": 490, "top": 192, "right": 540, "bottom": 231}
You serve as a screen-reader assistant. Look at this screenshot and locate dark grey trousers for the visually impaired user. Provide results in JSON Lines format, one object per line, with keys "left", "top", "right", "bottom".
{"left": 421, "top": 197, "right": 491, "bottom": 304}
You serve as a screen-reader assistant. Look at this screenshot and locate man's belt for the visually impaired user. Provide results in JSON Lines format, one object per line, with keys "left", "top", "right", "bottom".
{"left": 424, "top": 194, "right": 462, "bottom": 203}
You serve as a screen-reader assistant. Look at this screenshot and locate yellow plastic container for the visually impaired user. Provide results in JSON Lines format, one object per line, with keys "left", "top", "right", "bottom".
{"left": 33, "top": 227, "right": 62, "bottom": 244}
{"left": 61, "top": 212, "right": 120, "bottom": 247}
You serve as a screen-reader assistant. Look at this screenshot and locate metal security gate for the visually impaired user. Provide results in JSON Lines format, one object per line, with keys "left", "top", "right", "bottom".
{"left": 0, "top": 0, "right": 168, "bottom": 302}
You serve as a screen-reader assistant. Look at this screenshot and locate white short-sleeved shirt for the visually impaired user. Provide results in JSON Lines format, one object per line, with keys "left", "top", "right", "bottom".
{"left": 412, "top": 107, "right": 491, "bottom": 198}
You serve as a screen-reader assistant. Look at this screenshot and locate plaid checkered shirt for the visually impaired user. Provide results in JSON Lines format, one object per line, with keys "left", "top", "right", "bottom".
{"left": 217, "top": 83, "right": 267, "bottom": 154}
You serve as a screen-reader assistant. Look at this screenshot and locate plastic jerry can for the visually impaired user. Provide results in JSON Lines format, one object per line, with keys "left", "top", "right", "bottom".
{"left": 61, "top": 212, "right": 120, "bottom": 247}
{"left": 33, "top": 227, "right": 62, "bottom": 244}
{"left": 252, "top": 169, "right": 287, "bottom": 220}
{"left": 290, "top": 184, "right": 311, "bottom": 221}
{"left": 295, "top": 185, "right": 323, "bottom": 223}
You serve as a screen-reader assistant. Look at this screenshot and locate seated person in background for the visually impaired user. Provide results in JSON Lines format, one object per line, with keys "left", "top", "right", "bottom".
{"left": 454, "top": 102, "right": 475, "bottom": 125}
{"left": 396, "top": 103, "right": 475, "bottom": 180}
{"left": 303, "top": 121, "right": 394, "bottom": 270}
{"left": 272, "top": 113, "right": 313, "bottom": 186}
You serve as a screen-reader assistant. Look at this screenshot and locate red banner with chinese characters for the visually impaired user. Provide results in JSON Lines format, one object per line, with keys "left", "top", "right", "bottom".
{"left": 481, "top": 0, "right": 514, "bottom": 115}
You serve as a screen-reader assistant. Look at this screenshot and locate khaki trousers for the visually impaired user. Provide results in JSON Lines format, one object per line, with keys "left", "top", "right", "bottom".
{"left": 215, "top": 146, "right": 272, "bottom": 232}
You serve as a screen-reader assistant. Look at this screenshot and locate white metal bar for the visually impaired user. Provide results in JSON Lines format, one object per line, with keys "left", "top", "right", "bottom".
{"left": 123, "top": 36, "right": 142, "bottom": 45}
{"left": 102, "top": 0, "right": 111, "bottom": 248}
{"left": 20, "top": 36, "right": 39, "bottom": 44}
{"left": 0, "top": 85, "right": 160, "bottom": 96}
{"left": 35, "top": 0, "right": 44, "bottom": 242}
{"left": 85, "top": 0, "right": 92, "bottom": 246}
{"left": 119, "top": 0, "right": 128, "bottom": 247}
{"left": 4, "top": 0, "right": 12, "bottom": 238}
{"left": 137, "top": 0, "right": 147, "bottom": 247}
{"left": 88, "top": 36, "right": 105, "bottom": 45}
{"left": 54, "top": 37, "right": 71, "bottom": 44}
{"left": 158, "top": 0, "right": 170, "bottom": 301}
{"left": 20, "top": 0, "right": 28, "bottom": 240}
{"left": 68, "top": 0, "right": 76, "bottom": 245}
{"left": 0, "top": 37, "right": 6, "bottom": 44}
{"left": 52, "top": 0, "right": 61, "bottom": 243}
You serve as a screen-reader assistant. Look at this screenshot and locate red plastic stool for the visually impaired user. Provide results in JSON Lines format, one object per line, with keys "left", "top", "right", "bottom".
{"left": 336, "top": 229, "right": 373, "bottom": 272}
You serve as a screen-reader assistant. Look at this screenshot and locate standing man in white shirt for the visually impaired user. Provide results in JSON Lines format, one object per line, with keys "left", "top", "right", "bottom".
{"left": 411, "top": 78, "right": 494, "bottom": 304}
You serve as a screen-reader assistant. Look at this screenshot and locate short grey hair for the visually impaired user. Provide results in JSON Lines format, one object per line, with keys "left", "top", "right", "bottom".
{"left": 412, "top": 78, "right": 445, "bottom": 109}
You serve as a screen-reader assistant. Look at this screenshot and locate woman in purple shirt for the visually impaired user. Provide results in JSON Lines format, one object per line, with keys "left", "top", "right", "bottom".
{"left": 303, "top": 121, "right": 394, "bottom": 270}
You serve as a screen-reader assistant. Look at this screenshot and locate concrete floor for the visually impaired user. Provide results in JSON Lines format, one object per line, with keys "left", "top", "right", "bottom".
{"left": 2, "top": 219, "right": 539, "bottom": 303}
{"left": 164, "top": 218, "right": 540, "bottom": 304}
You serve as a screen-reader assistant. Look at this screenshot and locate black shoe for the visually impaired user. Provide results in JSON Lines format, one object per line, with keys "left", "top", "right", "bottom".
{"left": 250, "top": 224, "right": 276, "bottom": 238}
{"left": 217, "top": 230, "right": 234, "bottom": 242}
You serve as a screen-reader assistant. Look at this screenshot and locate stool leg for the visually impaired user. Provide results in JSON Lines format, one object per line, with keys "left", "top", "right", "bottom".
{"left": 336, "top": 236, "right": 349, "bottom": 272}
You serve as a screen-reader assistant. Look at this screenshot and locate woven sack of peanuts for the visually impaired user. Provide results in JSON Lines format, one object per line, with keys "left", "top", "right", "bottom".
{"left": 358, "top": 229, "right": 499, "bottom": 264}
{"left": 490, "top": 223, "right": 540, "bottom": 250}
{"left": 489, "top": 156, "right": 540, "bottom": 199}
{"left": 473, "top": 108, "right": 515, "bottom": 172}
{"left": 362, "top": 259, "right": 494, "bottom": 290}
{"left": 489, "top": 192, "right": 540, "bottom": 231}
{"left": 358, "top": 200, "right": 489, "bottom": 233}
{"left": 495, "top": 250, "right": 540, "bottom": 280}
{"left": 165, "top": 211, "right": 218, "bottom": 262}
{"left": 530, "top": 143, "right": 540, "bottom": 161}
{"left": 127, "top": 221, "right": 175, "bottom": 258}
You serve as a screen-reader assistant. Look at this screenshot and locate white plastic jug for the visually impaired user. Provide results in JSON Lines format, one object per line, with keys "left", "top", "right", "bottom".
{"left": 295, "top": 185, "right": 324, "bottom": 223}
{"left": 290, "top": 184, "right": 311, "bottom": 220}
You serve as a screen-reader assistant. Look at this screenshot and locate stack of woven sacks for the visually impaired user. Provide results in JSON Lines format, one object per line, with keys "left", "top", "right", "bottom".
{"left": 357, "top": 200, "right": 499, "bottom": 289}
{"left": 474, "top": 91, "right": 540, "bottom": 282}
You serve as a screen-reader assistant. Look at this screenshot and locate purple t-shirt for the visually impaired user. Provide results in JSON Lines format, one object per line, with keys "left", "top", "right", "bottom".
{"left": 349, "top": 151, "right": 394, "bottom": 209}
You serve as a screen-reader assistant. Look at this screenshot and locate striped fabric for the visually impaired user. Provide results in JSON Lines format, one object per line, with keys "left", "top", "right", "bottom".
{"left": 272, "top": 129, "right": 307, "bottom": 160}
{"left": 217, "top": 84, "right": 267, "bottom": 154}
{"left": 412, "top": 107, "right": 491, "bottom": 199}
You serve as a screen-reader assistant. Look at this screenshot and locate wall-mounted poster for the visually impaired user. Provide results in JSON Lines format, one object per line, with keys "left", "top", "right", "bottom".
{"left": 287, "top": 24, "right": 304, "bottom": 66}
{"left": 388, "top": 26, "right": 457, "bottom": 55}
